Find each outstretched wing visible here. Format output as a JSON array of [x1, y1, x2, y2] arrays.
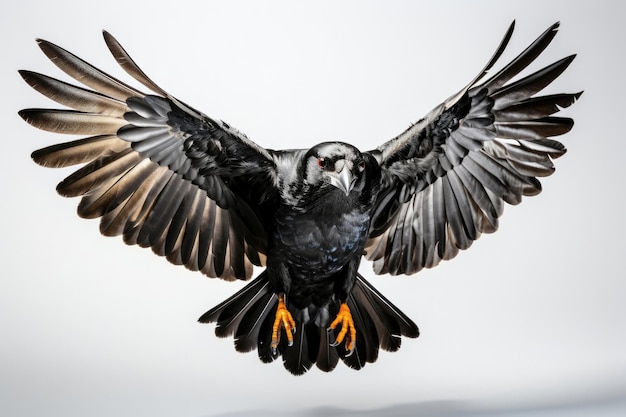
[[365, 22, 581, 276], [20, 31, 277, 280]]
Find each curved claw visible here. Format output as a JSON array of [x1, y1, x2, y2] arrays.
[[271, 294, 296, 354], [328, 302, 356, 353]]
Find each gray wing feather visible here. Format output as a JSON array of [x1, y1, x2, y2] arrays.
[[35, 38, 142, 101], [102, 30, 168, 97], [19, 70, 127, 116]]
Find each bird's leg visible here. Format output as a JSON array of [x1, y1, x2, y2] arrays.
[[271, 293, 296, 354], [329, 302, 356, 353]]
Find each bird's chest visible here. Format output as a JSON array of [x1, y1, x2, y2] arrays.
[[272, 203, 370, 277]]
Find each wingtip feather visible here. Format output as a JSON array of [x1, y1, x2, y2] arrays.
[[18, 108, 30, 122]]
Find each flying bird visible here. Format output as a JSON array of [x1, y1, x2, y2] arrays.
[[19, 21, 580, 375]]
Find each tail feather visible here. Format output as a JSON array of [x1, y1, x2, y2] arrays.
[[199, 272, 419, 375], [282, 322, 316, 375], [344, 290, 380, 368], [354, 273, 420, 340], [257, 303, 282, 364], [316, 328, 340, 373], [234, 291, 275, 353], [198, 272, 272, 338], [352, 274, 420, 354]]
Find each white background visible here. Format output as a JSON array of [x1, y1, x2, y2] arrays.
[[2, 1, 625, 416]]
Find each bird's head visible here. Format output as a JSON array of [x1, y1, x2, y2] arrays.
[[302, 142, 367, 196]]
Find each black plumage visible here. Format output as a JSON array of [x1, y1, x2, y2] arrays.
[[19, 21, 580, 375]]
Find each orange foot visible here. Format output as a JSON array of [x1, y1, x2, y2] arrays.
[[271, 294, 296, 354], [329, 302, 356, 354]]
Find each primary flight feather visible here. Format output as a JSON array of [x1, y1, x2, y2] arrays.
[[20, 21, 580, 375]]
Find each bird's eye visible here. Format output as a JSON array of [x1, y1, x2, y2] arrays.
[[318, 157, 329, 169], [357, 160, 366, 172]]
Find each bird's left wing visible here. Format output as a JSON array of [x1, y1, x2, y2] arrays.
[[20, 32, 277, 280], [365, 22, 581, 275]]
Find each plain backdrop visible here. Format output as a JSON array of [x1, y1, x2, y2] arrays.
[[2, 1, 625, 416]]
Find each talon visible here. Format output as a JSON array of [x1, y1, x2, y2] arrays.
[[328, 302, 357, 352], [271, 294, 296, 353]]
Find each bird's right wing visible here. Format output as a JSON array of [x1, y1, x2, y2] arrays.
[[20, 32, 278, 280]]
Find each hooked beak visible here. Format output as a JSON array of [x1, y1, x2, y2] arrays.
[[329, 165, 355, 196]]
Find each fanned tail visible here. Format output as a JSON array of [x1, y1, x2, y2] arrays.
[[199, 272, 418, 375]]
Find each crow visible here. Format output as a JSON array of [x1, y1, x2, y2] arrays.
[[19, 21, 581, 375]]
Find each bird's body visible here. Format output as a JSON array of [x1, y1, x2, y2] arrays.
[[20, 21, 581, 374], [267, 143, 380, 325]]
